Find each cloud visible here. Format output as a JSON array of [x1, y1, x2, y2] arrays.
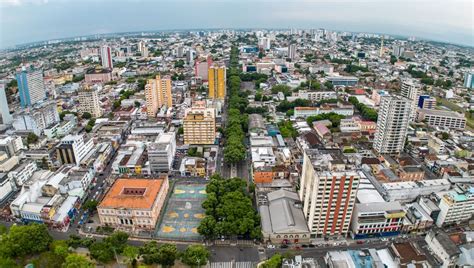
[[0, 0, 49, 7]]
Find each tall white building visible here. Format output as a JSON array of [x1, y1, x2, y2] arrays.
[[373, 95, 412, 155], [299, 150, 360, 238], [288, 44, 297, 60], [12, 101, 60, 136], [148, 132, 176, 174], [77, 86, 102, 118], [100, 45, 113, 69], [0, 84, 12, 124], [56, 134, 94, 166], [401, 79, 421, 121], [138, 41, 148, 57], [259, 37, 271, 50]]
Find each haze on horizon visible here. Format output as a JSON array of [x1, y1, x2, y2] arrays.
[[0, 0, 472, 48]]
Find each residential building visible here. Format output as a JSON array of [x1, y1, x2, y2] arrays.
[[8, 160, 37, 186], [288, 44, 297, 60], [400, 79, 420, 121], [56, 134, 94, 166], [183, 107, 216, 145], [100, 45, 113, 69], [373, 95, 412, 154], [16, 67, 46, 107], [208, 63, 226, 100], [435, 184, 474, 227], [0, 136, 25, 158], [77, 85, 102, 118], [148, 132, 176, 174], [425, 231, 461, 268], [12, 101, 60, 135], [112, 142, 148, 175], [145, 75, 172, 117], [417, 109, 466, 130], [463, 70, 474, 89], [98, 177, 169, 232], [418, 95, 436, 109], [291, 90, 337, 102], [299, 150, 361, 238], [294, 105, 354, 118], [326, 76, 358, 86], [259, 189, 311, 244], [0, 84, 12, 124], [179, 157, 206, 177], [0, 173, 16, 204]]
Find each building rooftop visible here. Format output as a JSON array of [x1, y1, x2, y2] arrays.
[[99, 178, 166, 209]]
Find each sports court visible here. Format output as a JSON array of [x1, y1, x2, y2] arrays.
[[155, 183, 207, 241]]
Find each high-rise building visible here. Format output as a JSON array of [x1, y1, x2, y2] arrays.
[[393, 44, 405, 57], [299, 150, 360, 238], [56, 134, 94, 166], [186, 50, 195, 65], [138, 41, 149, 57], [16, 67, 46, 108], [183, 106, 216, 145], [77, 85, 102, 118], [258, 37, 271, 50], [288, 44, 297, 60], [401, 79, 421, 121], [208, 63, 226, 100], [373, 95, 412, 155], [0, 84, 12, 124], [463, 71, 474, 89], [100, 45, 113, 69], [145, 75, 172, 117]]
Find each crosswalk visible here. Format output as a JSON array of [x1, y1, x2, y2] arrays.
[[209, 261, 256, 268]]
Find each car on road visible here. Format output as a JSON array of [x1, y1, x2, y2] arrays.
[[267, 245, 275, 249], [356, 240, 364, 244], [280, 244, 288, 249]]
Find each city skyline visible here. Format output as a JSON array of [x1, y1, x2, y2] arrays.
[[0, 0, 473, 49]]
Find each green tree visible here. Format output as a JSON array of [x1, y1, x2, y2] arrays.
[[181, 245, 210, 267], [0, 224, 53, 259], [0, 257, 19, 268], [140, 241, 160, 265], [81, 112, 92, 120], [89, 242, 114, 264], [157, 244, 178, 267], [122, 245, 139, 265], [262, 254, 283, 268], [104, 231, 129, 254], [63, 254, 94, 268], [82, 200, 98, 212], [26, 133, 39, 145], [32, 251, 64, 268], [134, 101, 141, 108], [51, 240, 69, 258]]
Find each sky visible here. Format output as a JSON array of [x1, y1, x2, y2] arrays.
[[0, 0, 473, 48]]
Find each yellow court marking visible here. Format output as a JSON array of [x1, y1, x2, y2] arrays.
[[168, 212, 179, 218], [162, 226, 175, 233], [179, 228, 187, 233], [189, 190, 195, 194], [194, 213, 204, 219], [199, 190, 207, 194], [174, 189, 185, 194], [184, 213, 189, 218], [191, 228, 198, 233]]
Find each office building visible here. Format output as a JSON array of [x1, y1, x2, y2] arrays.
[[148, 132, 176, 174], [417, 109, 466, 130], [16, 67, 46, 108], [418, 95, 436, 109], [373, 95, 412, 154], [56, 134, 94, 166], [77, 85, 102, 118], [288, 44, 297, 60], [326, 76, 358, 86], [183, 106, 216, 145], [208, 63, 226, 100], [0, 84, 12, 124], [98, 177, 169, 232], [299, 150, 360, 238], [12, 101, 60, 136], [463, 71, 474, 89], [401, 79, 421, 121], [435, 184, 474, 227], [84, 68, 112, 84], [145, 75, 172, 117], [100, 45, 113, 69]]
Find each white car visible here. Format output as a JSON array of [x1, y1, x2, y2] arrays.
[[267, 245, 275, 249]]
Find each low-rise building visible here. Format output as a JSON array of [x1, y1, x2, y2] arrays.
[[98, 177, 169, 232], [259, 189, 310, 244], [148, 132, 176, 174], [435, 184, 474, 227], [425, 231, 461, 268], [417, 109, 466, 130]]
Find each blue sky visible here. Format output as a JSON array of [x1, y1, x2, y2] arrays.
[[0, 0, 472, 48]]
